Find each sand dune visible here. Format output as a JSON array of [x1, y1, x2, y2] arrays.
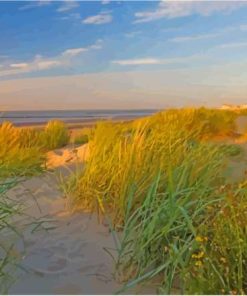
[[46, 144, 89, 169], [5, 144, 157, 295]]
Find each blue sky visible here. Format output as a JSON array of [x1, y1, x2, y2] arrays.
[[0, 0, 247, 110]]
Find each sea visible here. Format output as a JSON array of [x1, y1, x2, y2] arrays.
[[0, 110, 158, 126]]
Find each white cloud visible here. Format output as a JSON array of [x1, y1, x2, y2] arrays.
[[169, 23, 247, 43], [217, 41, 247, 49], [101, 0, 110, 5], [57, 1, 79, 13], [112, 54, 203, 66], [19, 1, 51, 11], [62, 39, 103, 56], [36, 60, 62, 70], [112, 58, 161, 66], [82, 11, 112, 25], [0, 40, 103, 78], [170, 32, 219, 43], [62, 47, 88, 57], [10, 63, 29, 69], [134, 1, 247, 23]]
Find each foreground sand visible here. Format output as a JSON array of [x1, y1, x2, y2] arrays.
[[5, 145, 157, 295]]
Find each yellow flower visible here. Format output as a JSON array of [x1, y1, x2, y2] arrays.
[[195, 236, 204, 243], [192, 251, 204, 259], [195, 260, 202, 267], [198, 251, 204, 259]]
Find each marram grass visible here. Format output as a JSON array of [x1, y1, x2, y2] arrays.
[[0, 120, 70, 178], [68, 108, 247, 294], [0, 122, 45, 178], [40, 120, 70, 150]]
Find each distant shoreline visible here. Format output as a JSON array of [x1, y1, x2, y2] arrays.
[[12, 115, 146, 129], [0, 110, 158, 128]]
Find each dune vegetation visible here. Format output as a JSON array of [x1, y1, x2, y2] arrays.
[[0, 120, 70, 178], [72, 127, 92, 145], [0, 108, 246, 294], [67, 108, 247, 294], [0, 122, 45, 178], [0, 179, 23, 293], [41, 120, 70, 150], [0, 119, 70, 292]]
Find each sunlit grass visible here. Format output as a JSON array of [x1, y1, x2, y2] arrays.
[[0, 122, 45, 178], [72, 127, 92, 145], [67, 108, 247, 294], [40, 120, 70, 150]]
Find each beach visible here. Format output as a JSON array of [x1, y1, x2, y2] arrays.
[[1, 108, 247, 294], [5, 144, 158, 295]]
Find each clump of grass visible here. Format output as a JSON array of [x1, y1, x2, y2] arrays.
[[184, 182, 247, 295], [0, 122, 45, 178], [67, 108, 247, 294], [0, 179, 24, 293], [41, 120, 70, 150], [68, 109, 229, 222], [115, 143, 227, 293]]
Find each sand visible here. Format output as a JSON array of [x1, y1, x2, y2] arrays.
[[46, 144, 89, 169], [4, 144, 157, 295]]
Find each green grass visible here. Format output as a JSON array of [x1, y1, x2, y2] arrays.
[[40, 120, 70, 150], [0, 179, 26, 293], [0, 122, 45, 178], [67, 108, 247, 294], [218, 143, 243, 157], [0, 120, 73, 178]]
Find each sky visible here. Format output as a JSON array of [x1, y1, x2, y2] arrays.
[[0, 0, 247, 110]]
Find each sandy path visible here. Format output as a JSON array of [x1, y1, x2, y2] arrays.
[[6, 170, 121, 294], [5, 147, 157, 295]]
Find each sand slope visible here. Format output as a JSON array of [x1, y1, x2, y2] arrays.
[[5, 150, 121, 294], [6, 183, 115, 294], [5, 145, 156, 295], [46, 144, 89, 169]]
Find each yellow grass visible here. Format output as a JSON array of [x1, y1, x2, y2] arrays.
[[67, 108, 247, 294]]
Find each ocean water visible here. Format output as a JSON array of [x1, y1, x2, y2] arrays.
[[0, 110, 158, 126]]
